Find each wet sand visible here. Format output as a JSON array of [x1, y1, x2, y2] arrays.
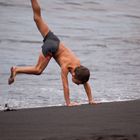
[[0, 100, 140, 140]]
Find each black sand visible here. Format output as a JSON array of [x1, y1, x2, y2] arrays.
[[0, 100, 140, 140]]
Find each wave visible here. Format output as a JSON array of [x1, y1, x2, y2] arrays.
[[0, 39, 41, 44], [63, 1, 82, 6], [0, 2, 30, 9], [122, 14, 140, 19]]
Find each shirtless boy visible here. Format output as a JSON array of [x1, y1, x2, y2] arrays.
[[8, 0, 95, 106]]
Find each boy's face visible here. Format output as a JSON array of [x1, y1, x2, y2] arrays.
[[72, 76, 82, 85]]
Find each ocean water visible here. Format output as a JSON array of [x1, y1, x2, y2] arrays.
[[0, 0, 140, 110]]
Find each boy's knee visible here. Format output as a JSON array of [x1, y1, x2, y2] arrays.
[[33, 15, 41, 23], [35, 67, 42, 75]]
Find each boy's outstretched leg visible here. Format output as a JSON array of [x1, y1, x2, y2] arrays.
[[8, 53, 52, 85], [31, 0, 49, 37], [8, 0, 52, 85]]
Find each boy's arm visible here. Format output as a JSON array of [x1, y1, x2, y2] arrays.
[[83, 82, 96, 104], [61, 68, 70, 106], [61, 68, 80, 106]]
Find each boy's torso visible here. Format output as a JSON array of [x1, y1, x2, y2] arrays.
[[54, 43, 80, 70]]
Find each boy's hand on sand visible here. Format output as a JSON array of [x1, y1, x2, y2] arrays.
[[89, 100, 96, 105], [67, 102, 80, 107]]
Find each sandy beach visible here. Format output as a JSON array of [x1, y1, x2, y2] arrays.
[[1, 0, 140, 109], [0, 1, 140, 139], [0, 100, 140, 140]]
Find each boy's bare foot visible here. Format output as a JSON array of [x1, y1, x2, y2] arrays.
[[8, 67, 16, 85]]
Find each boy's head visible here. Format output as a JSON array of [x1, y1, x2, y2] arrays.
[[72, 65, 90, 85]]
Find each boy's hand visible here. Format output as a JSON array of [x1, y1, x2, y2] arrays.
[[67, 102, 80, 107], [89, 100, 96, 105]]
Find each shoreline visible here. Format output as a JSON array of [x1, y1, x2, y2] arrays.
[[0, 100, 140, 140], [1, 99, 137, 111]]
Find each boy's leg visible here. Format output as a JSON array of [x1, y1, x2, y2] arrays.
[[8, 0, 52, 85], [31, 0, 49, 37], [8, 53, 52, 85]]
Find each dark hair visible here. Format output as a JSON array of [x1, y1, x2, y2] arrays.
[[74, 65, 90, 84]]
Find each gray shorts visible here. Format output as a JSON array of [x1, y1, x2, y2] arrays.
[[42, 31, 60, 57]]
